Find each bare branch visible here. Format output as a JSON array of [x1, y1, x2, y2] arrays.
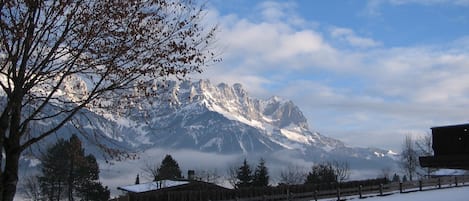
[[0, 1, 218, 199]]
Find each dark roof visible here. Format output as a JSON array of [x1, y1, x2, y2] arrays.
[[118, 180, 189, 193], [431, 123, 469, 130], [118, 180, 229, 194], [419, 155, 469, 170]]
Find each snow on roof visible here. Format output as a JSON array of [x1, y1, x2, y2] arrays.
[[118, 180, 189, 193], [433, 169, 467, 176]]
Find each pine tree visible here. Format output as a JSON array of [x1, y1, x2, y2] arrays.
[[39, 139, 70, 201], [155, 155, 182, 180], [236, 159, 252, 189], [135, 174, 140, 184], [304, 163, 337, 184], [79, 181, 110, 201], [75, 155, 109, 201], [392, 173, 401, 182], [38, 135, 109, 201], [252, 158, 269, 187]]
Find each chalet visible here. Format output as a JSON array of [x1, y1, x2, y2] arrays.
[[419, 123, 469, 169], [114, 179, 231, 201]]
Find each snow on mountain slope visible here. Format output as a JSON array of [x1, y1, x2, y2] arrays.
[[91, 79, 395, 168], [11, 76, 395, 170], [120, 79, 332, 152]]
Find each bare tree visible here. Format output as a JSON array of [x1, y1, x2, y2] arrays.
[[278, 165, 307, 185], [400, 135, 418, 181], [380, 167, 392, 181], [0, 1, 217, 200], [331, 161, 350, 183], [21, 175, 41, 201], [415, 133, 437, 178], [141, 161, 160, 182], [226, 165, 238, 188]]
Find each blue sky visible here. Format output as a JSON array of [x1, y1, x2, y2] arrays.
[[197, 0, 469, 151]]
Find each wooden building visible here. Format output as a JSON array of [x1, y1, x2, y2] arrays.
[[419, 123, 469, 169], [115, 180, 231, 201]]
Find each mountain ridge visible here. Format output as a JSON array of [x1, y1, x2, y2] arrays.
[[93, 79, 396, 164], [17, 78, 397, 172]]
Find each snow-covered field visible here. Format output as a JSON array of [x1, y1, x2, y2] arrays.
[[319, 186, 469, 201]]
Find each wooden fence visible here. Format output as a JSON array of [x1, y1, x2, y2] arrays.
[[220, 175, 469, 201], [112, 175, 469, 201]]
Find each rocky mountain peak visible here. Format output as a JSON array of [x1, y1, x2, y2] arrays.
[[23, 78, 395, 173]]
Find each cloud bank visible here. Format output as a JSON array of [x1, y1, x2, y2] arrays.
[[198, 1, 469, 151]]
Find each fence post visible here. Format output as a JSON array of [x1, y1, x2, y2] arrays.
[[438, 178, 441, 189], [379, 184, 383, 196], [419, 180, 422, 191], [358, 185, 362, 199], [336, 186, 341, 201], [399, 182, 403, 193], [455, 176, 458, 187], [313, 190, 318, 201]]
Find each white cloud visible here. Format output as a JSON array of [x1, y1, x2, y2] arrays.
[[259, 1, 288, 21], [363, 0, 386, 17], [364, 0, 469, 16], [201, 1, 469, 151], [257, 1, 308, 27], [389, 0, 469, 6], [330, 27, 381, 48]]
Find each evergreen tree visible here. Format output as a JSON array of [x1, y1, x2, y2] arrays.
[[39, 139, 70, 201], [79, 181, 110, 201], [75, 155, 109, 201], [402, 175, 408, 182], [304, 163, 337, 184], [155, 155, 182, 180], [236, 159, 252, 189], [135, 174, 140, 184], [252, 158, 269, 187], [38, 135, 109, 201], [392, 173, 401, 182]]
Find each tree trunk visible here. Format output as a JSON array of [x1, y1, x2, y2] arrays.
[[1, 89, 25, 201], [0, 105, 12, 201], [68, 158, 74, 201], [2, 150, 21, 201]]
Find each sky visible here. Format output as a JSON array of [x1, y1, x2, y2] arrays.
[[194, 0, 469, 151]]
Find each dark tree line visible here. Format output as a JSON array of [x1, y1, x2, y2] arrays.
[[304, 163, 336, 184], [235, 158, 270, 189], [304, 161, 350, 185], [140, 154, 184, 183], [154, 155, 183, 181], [25, 135, 109, 201]]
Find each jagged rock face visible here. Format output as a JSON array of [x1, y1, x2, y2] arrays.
[[117, 79, 342, 154], [99, 79, 393, 164], [19, 78, 396, 168]]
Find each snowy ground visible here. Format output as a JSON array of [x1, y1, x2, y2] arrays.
[[318, 186, 469, 201]]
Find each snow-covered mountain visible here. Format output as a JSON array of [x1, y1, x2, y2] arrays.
[[15, 78, 400, 197], [18, 78, 397, 172], [85, 79, 397, 168]]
